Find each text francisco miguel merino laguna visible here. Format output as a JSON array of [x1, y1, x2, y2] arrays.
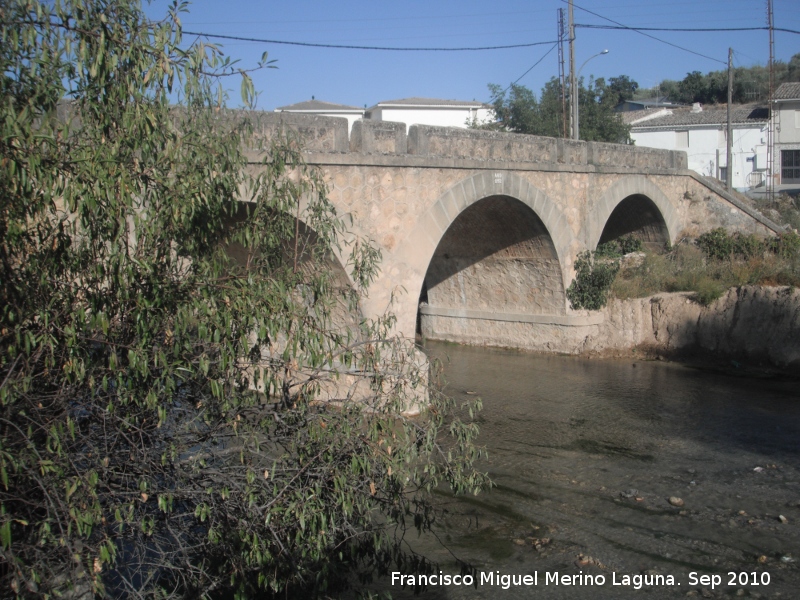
[[392, 570, 678, 590]]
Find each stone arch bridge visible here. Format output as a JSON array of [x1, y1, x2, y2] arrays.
[[244, 113, 782, 347]]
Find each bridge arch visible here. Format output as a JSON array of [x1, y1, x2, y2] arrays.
[[408, 171, 571, 326], [589, 175, 679, 252], [224, 201, 362, 325]]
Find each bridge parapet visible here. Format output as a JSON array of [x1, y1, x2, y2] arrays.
[[248, 111, 350, 153], [242, 111, 686, 173], [587, 141, 687, 170]]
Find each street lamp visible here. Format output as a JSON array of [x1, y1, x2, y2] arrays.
[[572, 49, 609, 140]]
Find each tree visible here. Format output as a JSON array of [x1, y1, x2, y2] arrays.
[[576, 77, 632, 144], [602, 75, 639, 107], [487, 82, 540, 134], [0, 1, 487, 598], [487, 77, 631, 143]]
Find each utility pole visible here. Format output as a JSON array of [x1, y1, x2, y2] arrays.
[[569, 0, 577, 140], [726, 47, 733, 190], [558, 8, 567, 138], [766, 0, 775, 203]]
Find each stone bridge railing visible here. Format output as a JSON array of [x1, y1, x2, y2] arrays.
[[242, 112, 688, 173]]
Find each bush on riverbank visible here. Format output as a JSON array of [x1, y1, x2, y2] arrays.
[[612, 229, 800, 305], [0, 2, 488, 598], [753, 193, 800, 232]]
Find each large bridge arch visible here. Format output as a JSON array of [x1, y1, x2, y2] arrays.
[[380, 171, 572, 337], [588, 175, 680, 252]]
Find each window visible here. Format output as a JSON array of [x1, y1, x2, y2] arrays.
[[782, 150, 800, 183], [676, 130, 689, 148]]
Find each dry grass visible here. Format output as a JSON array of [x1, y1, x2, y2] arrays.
[[612, 242, 800, 305]]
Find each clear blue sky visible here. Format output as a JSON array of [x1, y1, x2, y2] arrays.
[[145, 0, 799, 110]]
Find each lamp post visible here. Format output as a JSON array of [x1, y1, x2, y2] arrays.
[[572, 49, 609, 140]]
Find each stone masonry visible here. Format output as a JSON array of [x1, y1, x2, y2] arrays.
[[242, 112, 784, 346]]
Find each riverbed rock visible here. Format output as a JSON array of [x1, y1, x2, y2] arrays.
[[668, 496, 685, 507]]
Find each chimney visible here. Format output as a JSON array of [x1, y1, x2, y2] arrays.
[[691, 102, 702, 113]]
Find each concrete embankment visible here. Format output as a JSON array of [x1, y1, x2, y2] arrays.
[[421, 286, 800, 370]]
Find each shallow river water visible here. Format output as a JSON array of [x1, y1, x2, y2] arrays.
[[377, 342, 800, 600]]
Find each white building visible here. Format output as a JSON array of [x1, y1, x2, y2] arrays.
[[365, 97, 494, 130], [274, 98, 365, 132], [775, 82, 800, 190], [629, 104, 769, 192]]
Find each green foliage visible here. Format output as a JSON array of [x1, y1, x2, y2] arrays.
[[0, 1, 487, 598], [636, 53, 800, 105], [567, 251, 620, 310], [775, 231, 800, 259], [619, 235, 645, 255], [613, 234, 800, 306], [696, 228, 736, 259], [487, 76, 631, 143], [595, 235, 644, 259]]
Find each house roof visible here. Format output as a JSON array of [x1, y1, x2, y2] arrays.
[[275, 99, 363, 112], [630, 104, 768, 130], [620, 108, 671, 125], [367, 97, 490, 111], [775, 82, 800, 101]]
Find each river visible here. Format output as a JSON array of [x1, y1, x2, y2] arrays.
[[377, 341, 800, 599]]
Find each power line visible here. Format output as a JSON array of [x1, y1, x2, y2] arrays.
[[562, 1, 726, 65], [577, 24, 800, 35], [511, 44, 559, 87], [488, 43, 559, 104], [182, 30, 560, 52]]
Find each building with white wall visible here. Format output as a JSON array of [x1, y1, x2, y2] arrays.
[[275, 98, 365, 132], [775, 82, 800, 189], [629, 104, 769, 192], [365, 97, 494, 130]]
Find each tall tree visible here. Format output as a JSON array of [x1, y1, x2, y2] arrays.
[[0, 1, 487, 598], [487, 77, 631, 144]]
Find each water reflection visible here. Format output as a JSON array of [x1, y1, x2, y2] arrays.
[[376, 342, 800, 599]]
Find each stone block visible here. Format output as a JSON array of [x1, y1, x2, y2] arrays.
[[406, 124, 557, 162], [248, 111, 349, 152], [350, 120, 407, 154]]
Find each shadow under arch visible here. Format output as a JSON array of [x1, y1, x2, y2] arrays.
[[590, 175, 679, 252], [419, 193, 566, 328], [408, 170, 571, 310], [598, 194, 670, 251], [223, 201, 363, 327]]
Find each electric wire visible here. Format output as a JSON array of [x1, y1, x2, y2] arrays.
[[576, 24, 800, 35], [182, 30, 560, 52], [562, 0, 726, 65], [488, 43, 559, 104]]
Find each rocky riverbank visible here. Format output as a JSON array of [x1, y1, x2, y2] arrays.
[[578, 285, 800, 373], [420, 285, 800, 375]]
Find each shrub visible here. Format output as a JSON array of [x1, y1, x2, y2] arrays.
[[567, 251, 620, 310], [619, 235, 645, 255], [732, 233, 765, 259], [775, 231, 800, 259], [0, 2, 487, 598], [594, 235, 644, 259], [696, 228, 734, 259]]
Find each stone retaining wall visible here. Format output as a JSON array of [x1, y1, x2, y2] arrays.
[[421, 286, 800, 369]]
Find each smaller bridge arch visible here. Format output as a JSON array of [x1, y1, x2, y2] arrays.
[[588, 175, 680, 252]]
